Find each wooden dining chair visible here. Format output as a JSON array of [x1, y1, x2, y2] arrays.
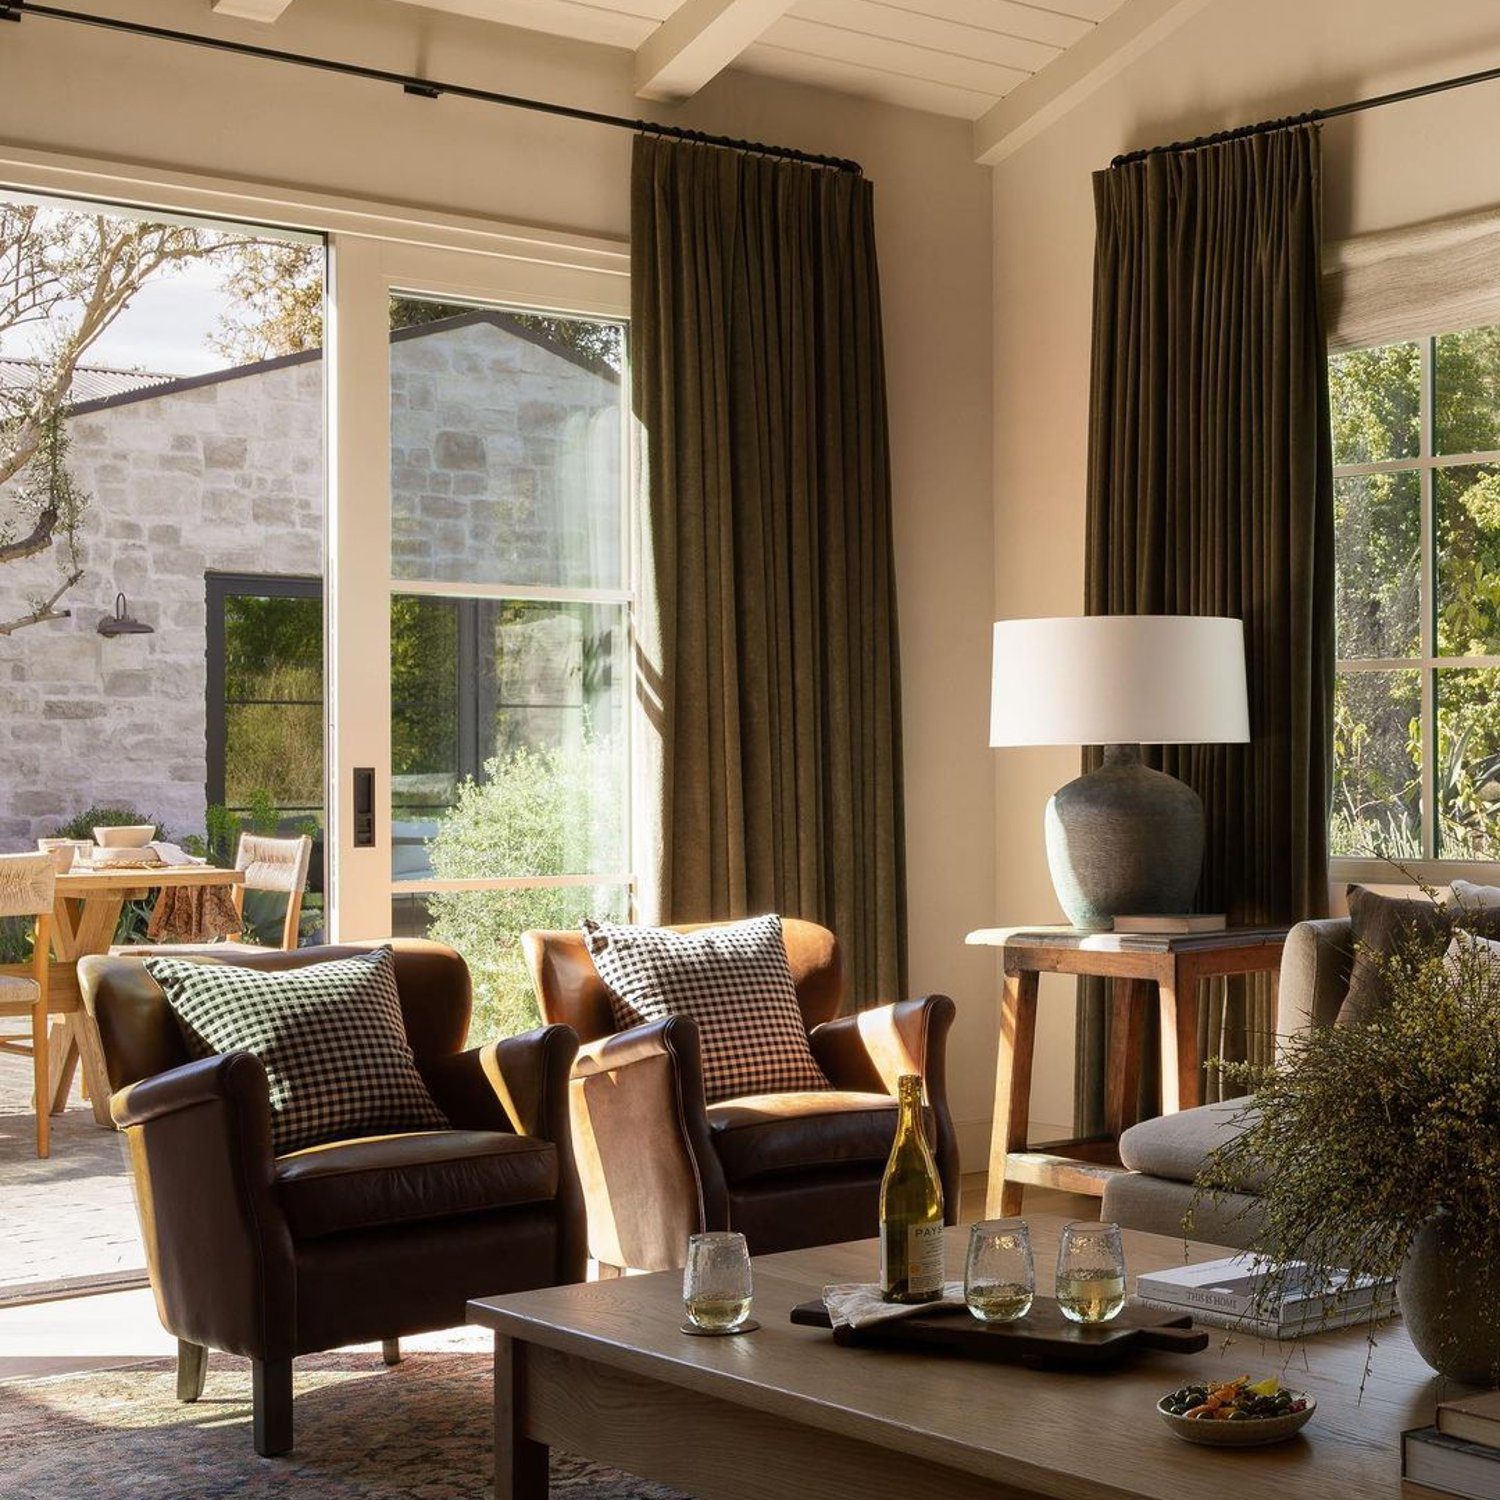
[[113, 833, 314, 957], [0, 852, 56, 1157]]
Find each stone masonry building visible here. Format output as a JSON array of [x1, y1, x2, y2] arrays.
[[0, 313, 621, 847]]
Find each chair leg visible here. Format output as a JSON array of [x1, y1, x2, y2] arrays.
[[176, 1340, 207, 1402], [32, 998, 48, 1159], [381, 1338, 401, 1366], [252, 1358, 293, 1457]]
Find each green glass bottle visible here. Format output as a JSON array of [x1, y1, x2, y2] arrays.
[[879, 1074, 945, 1303]]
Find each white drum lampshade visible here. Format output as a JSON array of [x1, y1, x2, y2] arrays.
[[989, 616, 1250, 929]]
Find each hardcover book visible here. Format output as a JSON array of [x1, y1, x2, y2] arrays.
[[1404, 1426, 1500, 1499]]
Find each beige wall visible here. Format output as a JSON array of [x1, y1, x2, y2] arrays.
[[0, 0, 999, 1160], [993, 0, 1500, 1132]]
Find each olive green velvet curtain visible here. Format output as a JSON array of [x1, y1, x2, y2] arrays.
[[630, 136, 907, 1005], [1077, 126, 1337, 1130]]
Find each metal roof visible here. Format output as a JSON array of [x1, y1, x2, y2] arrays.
[[0, 358, 177, 406]]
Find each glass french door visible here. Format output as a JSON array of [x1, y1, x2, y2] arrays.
[[325, 237, 633, 1036]]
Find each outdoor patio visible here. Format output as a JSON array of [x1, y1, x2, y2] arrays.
[[0, 1050, 143, 1307]]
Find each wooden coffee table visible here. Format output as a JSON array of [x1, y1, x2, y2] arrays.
[[469, 1215, 1439, 1500]]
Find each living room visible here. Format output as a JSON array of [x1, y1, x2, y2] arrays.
[[2, 0, 1499, 1496]]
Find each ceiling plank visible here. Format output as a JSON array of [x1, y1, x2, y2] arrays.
[[212, 0, 299, 19], [740, 40, 999, 119], [635, 0, 799, 101], [785, 1, 1063, 75], [973, 0, 1214, 165]]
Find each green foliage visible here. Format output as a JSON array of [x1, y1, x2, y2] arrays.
[[423, 733, 624, 1041], [1195, 899, 1500, 1375], [1332, 330, 1500, 860]]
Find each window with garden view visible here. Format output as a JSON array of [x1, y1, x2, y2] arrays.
[[1332, 326, 1500, 863]]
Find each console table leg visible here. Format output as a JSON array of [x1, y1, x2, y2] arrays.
[[1104, 979, 1149, 1138], [1157, 973, 1202, 1114], [495, 1334, 549, 1499], [986, 969, 1038, 1218]]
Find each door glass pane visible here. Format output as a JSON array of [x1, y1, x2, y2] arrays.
[[1335, 470, 1420, 659], [1330, 341, 1420, 466], [1436, 463, 1500, 655], [1435, 326, 1500, 457], [1437, 667, 1500, 859], [1331, 670, 1422, 858], [391, 597, 628, 882], [0, 193, 325, 939], [393, 883, 629, 1038], [389, 296, 625, 589]]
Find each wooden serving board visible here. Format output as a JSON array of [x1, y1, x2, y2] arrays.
[[789, 1296, 1209, 1370]]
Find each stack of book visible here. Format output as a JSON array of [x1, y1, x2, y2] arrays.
[[1135, 1254, 1397, 1339], [1405, 1395, 1500, 1499]]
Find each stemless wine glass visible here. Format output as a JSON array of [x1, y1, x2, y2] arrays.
[[683, 1231, 753, 1332], [964, 1219, 1035, 1323], [1055, 1220, 1127, 1324]]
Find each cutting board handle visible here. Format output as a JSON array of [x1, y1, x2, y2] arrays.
[[1134, 1324, 1211, 1354]]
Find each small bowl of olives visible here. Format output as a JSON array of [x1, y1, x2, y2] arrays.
[[1157, 1375, 1315, 1446]]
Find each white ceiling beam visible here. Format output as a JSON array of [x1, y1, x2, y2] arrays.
[[635, 0, 798, 103], [212, 0, 299, 21], [973, 0, 1217, 167]]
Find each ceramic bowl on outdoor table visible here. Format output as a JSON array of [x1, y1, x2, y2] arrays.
[[93, 825, 156, 849]]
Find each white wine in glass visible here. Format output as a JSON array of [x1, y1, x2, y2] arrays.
[[1055, 1222, 1127, 1324], [684, 1232, 753, 1332], [879, 1075, 945, 1303]]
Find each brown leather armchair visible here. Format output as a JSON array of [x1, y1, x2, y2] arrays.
[[78, 941, 585, 1458], [521, 919, 958, 1273]]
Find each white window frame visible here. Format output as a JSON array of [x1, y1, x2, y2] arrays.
[[1332, 329, 1500, 885], [0, 142, 636, 938]]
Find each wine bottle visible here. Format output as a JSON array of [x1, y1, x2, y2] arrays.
[[879, 1074, 945, 1303]]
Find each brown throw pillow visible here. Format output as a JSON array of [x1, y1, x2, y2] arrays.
[[1339, 884, 1500, 1026], [1337, 885, 1450, 1027]]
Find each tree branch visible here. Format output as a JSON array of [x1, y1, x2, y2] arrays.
[[0, 502, 60, 565], [0, 568, 82, 637]]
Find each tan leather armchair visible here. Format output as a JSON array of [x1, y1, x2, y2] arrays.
[[522, 919, 959, 1273], [79, 941, 585, 1458]]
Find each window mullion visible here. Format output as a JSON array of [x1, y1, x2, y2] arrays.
[[1420, 337, 1438, 860]]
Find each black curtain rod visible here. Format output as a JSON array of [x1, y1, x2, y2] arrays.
[[1111, 57, 1500, 167], [0, 0, 862, 174]]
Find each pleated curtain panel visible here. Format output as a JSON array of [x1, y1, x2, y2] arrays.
[[1077, 125, 1337, 1129], [630, 135, 908, 1005]]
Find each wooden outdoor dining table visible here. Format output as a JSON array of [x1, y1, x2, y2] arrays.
[[0, 864, 245, 1127]]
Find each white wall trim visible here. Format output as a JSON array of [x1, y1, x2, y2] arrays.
[[0, 140, 628, 278]]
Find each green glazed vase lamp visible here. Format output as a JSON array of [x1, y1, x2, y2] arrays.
[[988, 615, 1251, 930]]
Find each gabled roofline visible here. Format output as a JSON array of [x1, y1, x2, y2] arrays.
[[66, 308, 619, 417]]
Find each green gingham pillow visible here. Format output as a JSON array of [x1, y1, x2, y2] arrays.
[[144, 947, 447, 1155]]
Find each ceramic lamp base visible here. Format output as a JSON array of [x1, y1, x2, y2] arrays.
[[1044, 745, 1204, 930]]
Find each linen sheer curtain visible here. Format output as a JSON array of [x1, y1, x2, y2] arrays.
[[1077, 125, 1336, 1130], [630, 135, 907, 1005]]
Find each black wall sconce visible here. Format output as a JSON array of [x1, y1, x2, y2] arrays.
[[97, 592, 154, 638]]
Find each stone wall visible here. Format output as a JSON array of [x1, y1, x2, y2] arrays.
[[0, 317, 620, 849]]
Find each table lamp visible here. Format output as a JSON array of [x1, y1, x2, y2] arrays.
[[989, 615, 1250, 930]]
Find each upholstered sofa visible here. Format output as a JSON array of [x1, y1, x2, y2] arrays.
[[1101, 916, 1355, 1248]]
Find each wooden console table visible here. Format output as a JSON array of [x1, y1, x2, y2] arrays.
[[966, 925, 1289, 1218]]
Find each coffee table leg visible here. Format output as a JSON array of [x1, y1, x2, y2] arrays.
[[986, 968, 1038, 1218], [494, 1334, 548, 1499]]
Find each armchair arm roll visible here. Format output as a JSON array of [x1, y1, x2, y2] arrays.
[[570, 1015, 728, 1272], [112, 1053, 295, 1361], [810, 995, 961, 1224]]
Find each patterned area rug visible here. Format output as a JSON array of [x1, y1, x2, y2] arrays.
[[2, 1344, 692, 1499]]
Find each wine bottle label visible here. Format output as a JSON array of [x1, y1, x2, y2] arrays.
[[907, 1222, 944, 1295]]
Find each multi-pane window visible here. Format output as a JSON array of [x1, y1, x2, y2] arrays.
[[1331, 326, 1500, 862]]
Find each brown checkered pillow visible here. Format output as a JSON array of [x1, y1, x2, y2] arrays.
[[581, 914, 831, 1103]]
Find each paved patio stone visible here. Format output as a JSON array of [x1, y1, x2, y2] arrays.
[[0, 1051, 145, 1302]]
